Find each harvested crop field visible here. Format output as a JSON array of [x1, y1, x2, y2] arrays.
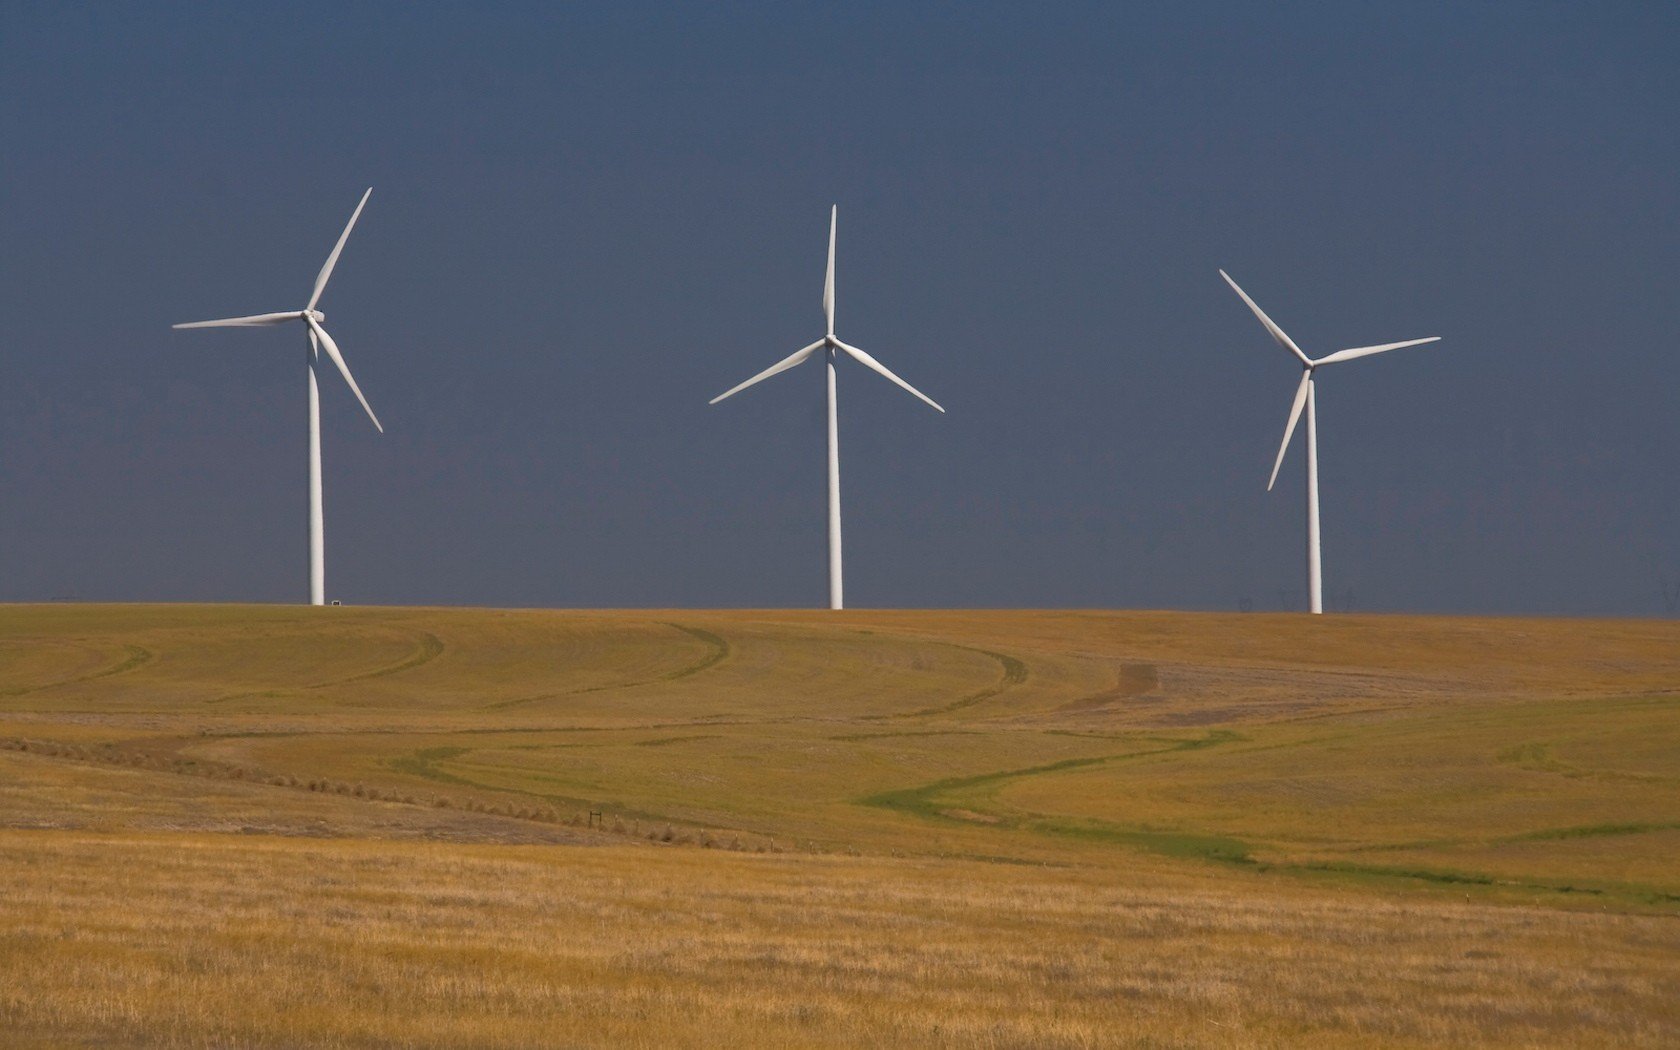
[[0, 604, 1676, 1047]]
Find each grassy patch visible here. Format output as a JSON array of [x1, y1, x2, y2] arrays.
[[860, 730, 1243, 826], [386, 746, 475, 787]]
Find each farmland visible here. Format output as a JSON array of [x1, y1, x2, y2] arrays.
[[0, 604, 1676, 1046]]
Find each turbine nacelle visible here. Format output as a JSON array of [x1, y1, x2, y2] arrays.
[[173, 188, 383, 435], [1217, 268, 1441, 491], [709, 206, 945, 414]]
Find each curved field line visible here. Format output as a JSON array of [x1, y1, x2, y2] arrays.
[[209, 630, 444, 703], [896, 644, 1028, 718], [386, 745, 477, 787], [1282, 858, 1680, 905], [485, 623, 730, 711], [861, 730, 1680, 904], [0, 643, 154, 698], [384, 744, 677, 823], [1346, 820, 1680, 856], [860, 731, 1252, 860], [313, 630, 446, 688], [645, 624, 731, 684], [1502, 820, 1680, 843], [861, 730, 1241, 823], [86, 645, 155, 682]]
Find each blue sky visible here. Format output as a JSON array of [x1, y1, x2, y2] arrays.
[[1, 3, 1676, 613]]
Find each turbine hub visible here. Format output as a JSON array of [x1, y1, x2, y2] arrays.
[[307, 310, 325, 323]]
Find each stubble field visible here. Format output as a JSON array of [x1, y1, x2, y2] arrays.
[[0, 604, 1676, 1047]]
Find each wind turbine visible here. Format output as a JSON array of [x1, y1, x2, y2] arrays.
[[1219, 269, 1440, 614], [173, 188, 383, 606], [711, 206, 943, 610]]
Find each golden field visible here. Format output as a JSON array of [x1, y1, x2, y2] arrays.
[[0, 604, 1676, 1047]]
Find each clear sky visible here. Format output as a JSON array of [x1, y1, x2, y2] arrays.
[[1, 3, 1676, 614]]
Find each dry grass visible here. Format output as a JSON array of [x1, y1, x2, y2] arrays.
[[0, 604, 1677, 1046], [1, 832, 1675, 1049]]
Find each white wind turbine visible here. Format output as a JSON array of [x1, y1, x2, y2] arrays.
[[1220, 269, 1440, 614], [174, 188, 383, 606], [711, 206, 944, 610]]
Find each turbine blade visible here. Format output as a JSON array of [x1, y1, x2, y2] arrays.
[[172, 311, 301, 329], [709, 340, 824, 404], [305, 315, 382, 433], [834, 339, 944, 413], [823, 205, 837, 334], [1219, 270, 1311, 366], [1312, 336, 1441, 367], [307, 187, 372, 311], [1268, 371, 1312, 491]]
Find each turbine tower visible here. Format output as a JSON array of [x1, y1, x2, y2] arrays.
[[174, 188, 383, 606], [711, 206, 943, 610], [1219, 269, 1440, 614]]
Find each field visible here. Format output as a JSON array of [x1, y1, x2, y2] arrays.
[[0, 604, 1677, 1047]]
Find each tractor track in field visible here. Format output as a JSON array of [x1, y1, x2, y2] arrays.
[[206, 628, 446, 704], [312, 630, 446, 688], [861, 730, 1255, 861], [895, 644, 1029, 718], [856, 728, 1680, 905], [0, 735, 774, 849], [483, 623, 731, 711], [0, 642, 154, 698], [860, 729, 1242, 829]]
